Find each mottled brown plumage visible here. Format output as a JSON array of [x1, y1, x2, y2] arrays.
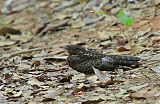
[[64, 45, 140, 74]]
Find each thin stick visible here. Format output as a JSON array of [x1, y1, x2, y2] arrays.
[[0, 46, 55, 60]]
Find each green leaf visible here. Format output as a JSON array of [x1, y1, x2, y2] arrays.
[[117, 9, 125, 17], [117, 9, 134, 27], [118, 16, 134, 27]]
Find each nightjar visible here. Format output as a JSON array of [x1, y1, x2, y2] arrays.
[[63, 45, 140, 74]]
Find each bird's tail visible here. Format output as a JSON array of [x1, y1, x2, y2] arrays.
[[108, 55, 140, 67]]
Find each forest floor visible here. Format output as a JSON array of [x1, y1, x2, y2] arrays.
[[0, 0, 160, 104]]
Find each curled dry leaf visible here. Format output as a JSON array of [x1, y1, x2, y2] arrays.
[[117, 46, 130, 52], [31, 60, 41, 68], [0, 27, 21, 36]]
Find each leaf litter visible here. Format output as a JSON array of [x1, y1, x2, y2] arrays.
[[0, 0, 160, 103]]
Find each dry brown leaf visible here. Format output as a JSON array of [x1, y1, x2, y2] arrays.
[[151, 16, 160, 30], [131, 45, 146, 54], [97, 80, 124, 86], [150, 38, 160, 48], [31, 60, 41, 68], [117, 46, 130, 52], [130, 89, 158, 99], [0, 27, 21, 36], [133, 20, 149, 30]]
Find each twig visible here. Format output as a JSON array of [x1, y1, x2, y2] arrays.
[[38, 19, 69, 36], [53, 1, 79, 12], [0, 46, 55, 60]]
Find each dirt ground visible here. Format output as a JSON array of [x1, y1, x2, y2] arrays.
[[0, 0, 160, 104]]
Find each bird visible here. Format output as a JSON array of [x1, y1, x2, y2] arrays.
[[63, 45, 140, 74]]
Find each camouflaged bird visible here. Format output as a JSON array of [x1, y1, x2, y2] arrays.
[[63, 45, 140, 74]]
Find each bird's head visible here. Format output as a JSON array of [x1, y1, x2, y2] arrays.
[[62, 45, 86, 55]]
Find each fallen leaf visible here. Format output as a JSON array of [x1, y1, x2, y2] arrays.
[[58, 75, 72, 83], [10, 33, 33, 43], [98, 31, 118, 39], [82, 99, 102, 104], [152, 65, 160, 74], [99, 41, 112, 48], [137, 28, 151, 37], [28, 77, 45, 87], [115, 89, 127, 98], [77, 83, 85, 89], [151, 16, 160, 30], [71, 73, 86, 82], [133, 20, 149, 30], [43, 88, 64, 102], [149, 54, 160, 61], [31, 60, 41, 68], [71, 20, 85, 28], [0, 27, 21, 36], [113, 35, 128, 46], [117, 46, 130, 52], [131, 44, 146, 54], [0, 85, 5, 90], [128, 83, 148, 92], [130, 89, 158, 99], [0, 41, 16, 47], [13, 90, 22, 97], [28, 102, 38, 104], [150, 38, 160, 48], [0, 92, 7, 103], [97, 80, 124, 86], [87, 75, 98, 83], [44, 56, 67, 62]]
